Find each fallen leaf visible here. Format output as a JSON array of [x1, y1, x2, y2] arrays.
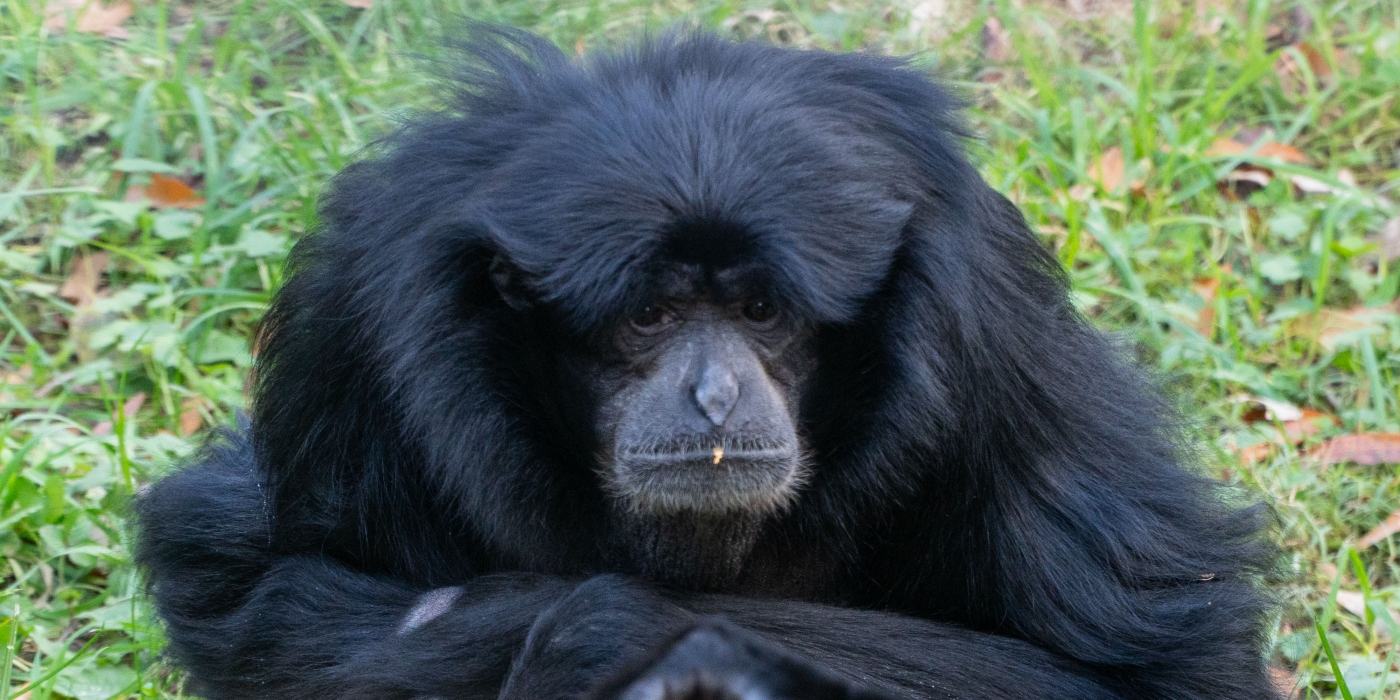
[[132, 173, 206, 209], [1287, 305, 1393, 351], [1359, 509, 1400, 549], [1225, 167, 1271, 187], [1091, 147, 1125, 193], [981, 17, 1011, 62], [1311, 433, 1400, 465], [1191, 277, 1220, 336], [339, 0, 371, 6], [179, 397, 206, 436], [1219, 166, 1271, 200], [1336, 590, 1367, 618], [1236, 396, 1339, 444], [1207, 137, 1310, 164], [1273, 42, 1335, 96], [1205, 137, 1247, 157], [59, 252, 110, 307], [4, 365, 33, 385], [1067, 184, 1094, 201], [122, 392, 146, 419], [1256, 142, 1310, 165], [1268, 666, 1298, 699], [43, 0, 132, 37], [1235, 442, 1274, 465], [1290, 174, 1333, 195], [1295, 42, 1333, 78], [1280, 409, 1338, 442], [1208, 139, 1285, 200], [1236, 395, 1303, 422]]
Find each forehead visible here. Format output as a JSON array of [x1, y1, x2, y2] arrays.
[[651, 262, 769, 306], [647, 216, 773, 304], [478, 52, 915, 330]]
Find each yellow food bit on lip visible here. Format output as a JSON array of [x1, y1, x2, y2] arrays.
[[712, 446, 724, 464]]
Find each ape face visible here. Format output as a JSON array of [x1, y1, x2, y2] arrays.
[[492, 245, 819, 588], [591, 270, 815, 517]]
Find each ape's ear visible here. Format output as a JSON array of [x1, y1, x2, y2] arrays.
[[488, 251, 534, 311]]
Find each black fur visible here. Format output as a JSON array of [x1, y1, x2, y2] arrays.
[[136, 27, 1278, 700]]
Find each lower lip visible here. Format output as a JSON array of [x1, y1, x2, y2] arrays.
[[621, 449, 795, 465]]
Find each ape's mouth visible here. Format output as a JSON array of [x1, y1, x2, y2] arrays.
[[607, 439, 806, 514]]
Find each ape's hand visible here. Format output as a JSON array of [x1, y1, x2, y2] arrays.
[[592, 620, 890, 700]]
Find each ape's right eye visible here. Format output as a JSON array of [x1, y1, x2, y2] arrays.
[[630, 305, 676, 332]]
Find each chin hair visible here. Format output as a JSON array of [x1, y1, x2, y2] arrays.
[[605, 506, 766, 590]]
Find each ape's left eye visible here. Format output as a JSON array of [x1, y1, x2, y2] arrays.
[[742, 300, 778, 324], [630, 305, 676, 331]]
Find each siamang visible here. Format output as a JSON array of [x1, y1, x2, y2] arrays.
[[136, 27, 1279, 700]]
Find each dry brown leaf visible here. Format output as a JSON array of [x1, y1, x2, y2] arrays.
[[1290, 174, 1333, 195], [1286, 305, 1393, 351], [1235, 442, 1273, 465], [179, 397, 206, 436], [1092, 147, 1125, 193], [1292, 169, 1358, 197], [122, 392, 146, 419], [1280, 409, 1337, 442], [43, 0, 132, 37], [1359, 509, 1400, 549], [1191, 277, 1219, 336], [4, 365, 33, 385], [1273, 43, 1335, 96], [1208, 138, 1276, 200], [1311, 433, 1400, 465], [1066, 184, 1093, 202], [1238, 395, 1303, 423], [1206, 137, 1310, 164], [339, 0, 371, 7], [1336, 590, 1367, 618], [981, 17, 1011, 62], [1268, 666, 1298, 699], [1237, 396, 1339, 444], [134, 173, 206, 209], [1255, 142, 1311, 165], [1205, 137, 1247, 157], [1295, 42, 1334, 78], [59, 251, 109, 307], [1219, 166, 1271, 201]]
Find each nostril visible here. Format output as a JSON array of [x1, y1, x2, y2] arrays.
[[694, 366, 740, 427]]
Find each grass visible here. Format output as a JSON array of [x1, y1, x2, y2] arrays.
[[1, 0, 1398, 697]]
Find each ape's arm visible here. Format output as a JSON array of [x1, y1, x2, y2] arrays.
[[138, 442, 1120, 700], [137, 442, 668, 699]]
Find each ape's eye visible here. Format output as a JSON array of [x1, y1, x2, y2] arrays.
[[742, 300, 778, 324], [630, 305, 675, 331]]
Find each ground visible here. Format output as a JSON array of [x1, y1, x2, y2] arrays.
[[0, 0, 1398, 697]]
